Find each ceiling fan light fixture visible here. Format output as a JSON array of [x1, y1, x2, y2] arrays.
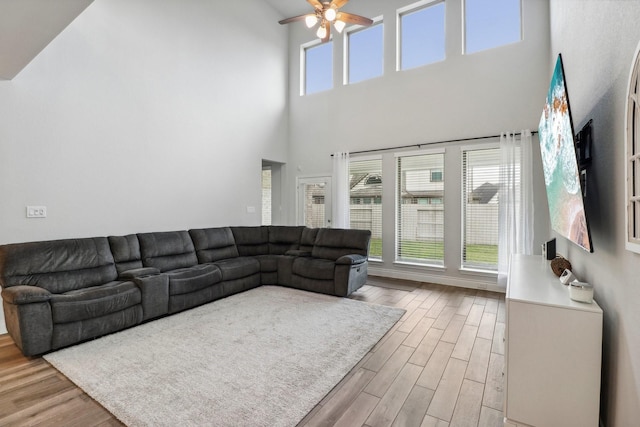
[[278, 0, 372, 42], [316, 24, 328, 39], [305, 14, 319, 28], [324, 8, 337, 22]]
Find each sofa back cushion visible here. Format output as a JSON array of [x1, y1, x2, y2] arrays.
[[0, 237, 118, 294], [311, 229, 371, 261], [230, 226, 269, 256], [300, 228, 319, 252], [189, 227, 239, 263], [268, 226, 303, 255], [137, 231, 198, 272], [108, 234, 143, 274]]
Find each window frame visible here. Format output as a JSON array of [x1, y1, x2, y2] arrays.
[[396, 0, 446, 72], [300, 38, 333, 96], [395, 148, 446, 268], [349, 154, 383, 261], [626, 40, 640, 253], [343, 17, 384, 86], [462, 0, 522, 55], [460, 143, 501, 272]]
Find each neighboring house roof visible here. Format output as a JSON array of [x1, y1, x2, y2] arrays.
[[469, 182, 498, 204]]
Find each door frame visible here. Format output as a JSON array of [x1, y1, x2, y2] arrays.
[[296, 175, 333, 227]]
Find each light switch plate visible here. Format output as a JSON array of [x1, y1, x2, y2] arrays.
[[26, 206, 47, 218]]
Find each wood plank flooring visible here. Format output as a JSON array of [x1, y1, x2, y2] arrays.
[[0, 278, 505, 427]]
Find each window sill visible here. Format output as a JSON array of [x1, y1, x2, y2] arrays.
[[393, 261, 446, 271], [459, 266, 498, 277]]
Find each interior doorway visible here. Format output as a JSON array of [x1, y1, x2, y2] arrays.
[[262, 160, 284, 225]]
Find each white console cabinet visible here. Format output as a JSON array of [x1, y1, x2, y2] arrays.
[[504, 254, 602, 427]]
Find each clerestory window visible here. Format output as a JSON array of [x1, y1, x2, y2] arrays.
[[397, 0, 446, 71], [303, 40, 333, 95], [345, 21, 384, 84], [464, 0, 521, 54]]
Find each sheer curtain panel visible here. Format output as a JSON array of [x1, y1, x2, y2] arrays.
[[332, 152, 350, 229], [497, 130, 534, 287]]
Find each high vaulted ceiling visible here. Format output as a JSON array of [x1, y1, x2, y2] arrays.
[[0, 0, 94, 80], [263, 0, 310, 18], [0, 0, 344, 81]]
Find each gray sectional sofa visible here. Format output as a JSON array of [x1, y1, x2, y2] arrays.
[[0, 226, 371, 356]]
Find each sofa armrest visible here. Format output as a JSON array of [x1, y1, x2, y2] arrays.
[[120, 267, 161, 279], [336, 254, 367, 265], [1, 285, 53, 356], [285, 250, 312, 257], [131, 273, 169, 321], [1, 285, 52, 304]]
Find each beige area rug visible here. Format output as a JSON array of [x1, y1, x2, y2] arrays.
[[44, 286, 404, 427]]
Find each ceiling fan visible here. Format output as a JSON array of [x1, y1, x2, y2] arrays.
[[279, 0, 373, 43]]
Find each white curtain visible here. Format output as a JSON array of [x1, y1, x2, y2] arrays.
[[332, 152, 350, 229], [497, 130, 534, 287]]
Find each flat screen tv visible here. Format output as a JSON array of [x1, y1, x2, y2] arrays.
[[538, 54, 593, 253]]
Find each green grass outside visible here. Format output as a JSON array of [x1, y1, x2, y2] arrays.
[[368, 238, 497, 265], [464, 244, 498, 265], [399, 240, 444, 260], [369, 238, 382, 257]]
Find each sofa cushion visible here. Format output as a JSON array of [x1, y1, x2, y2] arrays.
[[254, 255, 278, 273], [137, 231, 198, 272], [0, 237, 118, 294], [50, 281, 141, 323], [292, 257, 336, 281], [214, 257, 260, 281], [268, 226, 303, 255], [52, 306, 142, 350], [311, 229, 371, 261], [108, 234, 143, 274], [189, 227, 239, 262], [165, 264, 222, 296], [300, 228, 319, 252], [230, 226, 269, 256]]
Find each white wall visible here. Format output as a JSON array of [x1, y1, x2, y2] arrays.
[[549, 1, 640, 425], [0, 0, 289, 244], [285, 0, 550, 289]]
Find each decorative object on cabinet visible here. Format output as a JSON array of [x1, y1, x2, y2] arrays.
[[550, 255, 571, 276], [542, 237, 556, 260], [569, 281, 594, 303], [559, 268, 578, 285]]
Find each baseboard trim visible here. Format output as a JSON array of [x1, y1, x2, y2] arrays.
[[368, 266, 505, 294]]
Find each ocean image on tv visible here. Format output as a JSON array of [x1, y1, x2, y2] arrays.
[[538, 56, 592, 252]]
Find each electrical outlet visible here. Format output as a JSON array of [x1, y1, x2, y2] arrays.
[[26, 206, 47, 218]]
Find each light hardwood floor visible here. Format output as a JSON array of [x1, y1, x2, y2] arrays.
[[0, 278, 505, 427]]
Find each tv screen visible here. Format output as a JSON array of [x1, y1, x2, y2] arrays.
[[538, 54, 593, 253]]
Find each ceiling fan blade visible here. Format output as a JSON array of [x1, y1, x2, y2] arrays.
[[307, 0, 323, 10], [279, 13, 313, 25], [330, 0, 350, 9], [336, 12, 373, 26]]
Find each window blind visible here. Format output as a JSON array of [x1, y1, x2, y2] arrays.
[[396, 152, 445, 265], [350, 158, 383, 259], [462, 148, 501, 270]]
